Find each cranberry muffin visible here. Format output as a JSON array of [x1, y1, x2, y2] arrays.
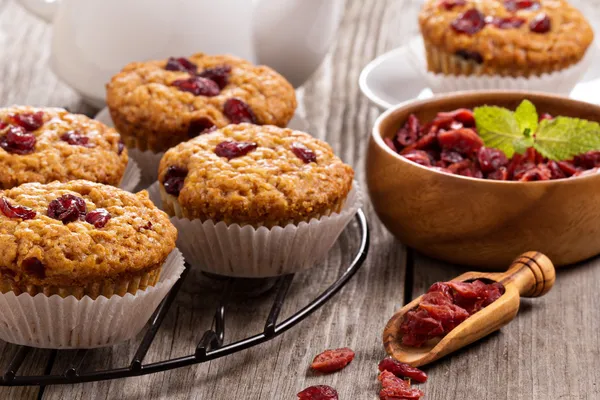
[[0, 106, 128, 189], [157, 124, 354, 227], [0, 180, 177, 299], [106, 54, 297, 153], [419, 0, 594, 77]]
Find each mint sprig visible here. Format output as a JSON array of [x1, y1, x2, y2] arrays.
[[474, 100, 600, 161]]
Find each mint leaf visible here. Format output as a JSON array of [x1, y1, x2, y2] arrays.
[[514, 99, 538, 137], [474, 106, 521, 158], [513, 136, 535, 155], [534, 117, 600, 161]]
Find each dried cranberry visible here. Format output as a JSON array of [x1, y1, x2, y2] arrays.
[[440, 150, 464, 165], [557, 161, 578, 176], [188, 117, 216, 138], [297, 385, 338, 400], [451, 9, 486, 35], [85, 209, 111, 228], [0, 126, 37, 155], [576, 150, 600, 169], [449, 280, 505, 314], [403, 150, 432, 167], [488, 167, 509, 180], [487, 16, 526, 29], [11, 111, 44, 131], [378, 371, 424, 400], [504, 0, 540, 11], [310, 347, 355, 373], [539, 113, 553, 121], [214, 140, 257, 160], [512, 160, 536, 180], [165, 57, 197, 74], [60, 130, 93, 147], [162, 166, 188, 197], [436, 109, 475, 127], [291, 142, 317, 163], [0, 122, 6, 130], [118, 141, 125, 155], [22, 257, 45, 279], [455, 49, 484, 64], [547, 161, 565, 179], [396, 115, 421, 146], [171, 76, 220, 96], [378, 358, 428, 383], [47, 194, 87, 224], [0, 198, 36, 220], [384, 137, 397, 151], [438, 0, 466, 10], [198, 65, 232, 89], [438, 128, 483, 154], [530, 13, 551, 33], [141, 221, 153, 230], [519, 167, 551, 181], [477, 147, 509, 173], [223, 98, 258, 124]]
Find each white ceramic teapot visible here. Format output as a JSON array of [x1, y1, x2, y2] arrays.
[[18, 0, 345, 107]]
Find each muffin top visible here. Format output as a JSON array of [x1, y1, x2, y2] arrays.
[[0, 106, 128, 189], [158, 124, 354, 227], [0, 180, 177, 287], [106, 53, 297, 152], [419, 0, 594, 71]]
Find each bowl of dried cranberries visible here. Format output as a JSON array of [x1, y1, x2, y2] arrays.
[[367, 91, 600, 268]]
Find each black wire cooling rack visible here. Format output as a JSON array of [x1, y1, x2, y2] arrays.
[[0, 210, 369, 386]]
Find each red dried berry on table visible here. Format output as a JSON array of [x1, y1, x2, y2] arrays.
[[504, 0, 540, 11], [171, 76, 220, 96], [378, 358, 428, 383], [310, 347, 355, 373], [215, 140, 258, 160], [0, 198, 36, 220], [85, 209, 111, 229], [487, 16, 526, 29], [11, 111, 44, 131], [403, 150, 432, 167], [438, 0, 466, 10], [165, 57, 198, 74], [198, 65, 232, 89], [451, 9, 486, 35], [163, 166, 188, 196], [223, 98, 258, 124], [22, 257, 45, 279], [477, 147, 509, 173], [438, 128, 483, 154], [297, 385, 339, 400], [60, 130, 94, 147], [188, 117, 216, 138], [47, 194, 87, 224], [378, 370, 424, 400], [0, 126, 37, 155], [291, 142, 317, 163], [530, 13, 551, 33]]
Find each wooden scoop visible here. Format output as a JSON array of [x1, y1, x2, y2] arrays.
[[383, 251, 555, 367]]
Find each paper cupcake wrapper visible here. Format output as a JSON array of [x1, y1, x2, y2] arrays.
[[119, 159, 142, 192], [407, 36, 594, 95], [0, 249, 185, 349], [128, 148, 164, 188], [147, 181, 362, 278]]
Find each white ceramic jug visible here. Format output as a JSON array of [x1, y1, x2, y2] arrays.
[[18, 0, 345, 107]]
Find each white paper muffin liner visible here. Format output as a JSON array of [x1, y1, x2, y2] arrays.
[[128, 148, 164, 187], [0, 249, 185, 349], [119, 159, 142, 192], [407, 36, 594, 95], [147, 181, 362, 278]]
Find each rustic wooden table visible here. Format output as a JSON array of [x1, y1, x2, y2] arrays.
[[1, 0, 599, 398]]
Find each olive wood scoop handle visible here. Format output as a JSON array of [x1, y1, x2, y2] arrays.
[[383, 251, 556, 367]]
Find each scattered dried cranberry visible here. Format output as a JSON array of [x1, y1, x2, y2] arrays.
[[297, 385, 338, 400], [0, 198, 36, 220], [118, 140, 125, 155], [60, 130, 93, 147], [438, 0, 466, 10], [163, 166, 188, 196], [530, 13, 551, 33], [165, 57, 198, 74], [438, 128, 483, 154], [10, 111, 44, 131], [47, 194, 87, 224], [172, 76, 220, 96], [188, 117, 216, 138], [378, 358, 428, 383], [487, 16, 526, 29], [85, 209, 111, 228], [198, 65, 232, 89], [291, 142, 317, 163], [310, 347, 355, 373], [378, 371, 424, 400], [223, 98, 258, 124], [504, 0, 540, 11], [451, 9, 486, 35], [0, 126, 37, 155], [214, 140, 258, 160], [455, 49, 484, 64], [22, 257, 45, 279]]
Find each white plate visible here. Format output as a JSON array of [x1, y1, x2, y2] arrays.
[[360, 37, 600, 110]]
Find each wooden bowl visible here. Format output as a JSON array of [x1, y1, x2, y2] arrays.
[[366, 91, 600, 269]]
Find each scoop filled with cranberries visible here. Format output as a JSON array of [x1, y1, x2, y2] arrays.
[[367, 91, 600, 268]]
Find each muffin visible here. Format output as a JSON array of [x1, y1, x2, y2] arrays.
[[106, 53, 297, 153], [0, 106, 128, 189], [157, 124, 354, 226], [0, 180, 177, 299], [419, 0, 594, 77]]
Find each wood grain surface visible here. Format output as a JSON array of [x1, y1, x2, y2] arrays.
[[0, 0, 599, 399]]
